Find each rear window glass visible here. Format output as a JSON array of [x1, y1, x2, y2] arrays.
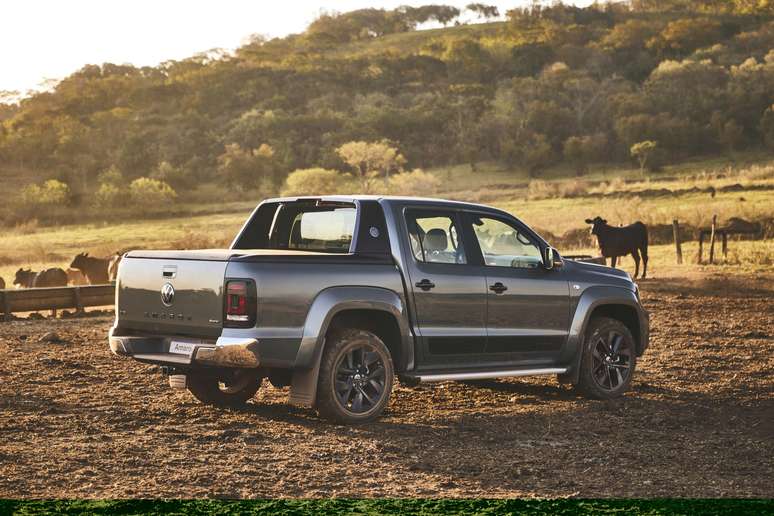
[[286, 208, 356, 252]]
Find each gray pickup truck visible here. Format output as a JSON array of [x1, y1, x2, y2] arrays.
[[110, 196, 649, 423]]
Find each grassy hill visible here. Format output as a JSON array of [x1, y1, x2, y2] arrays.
[[1, 2, 772, 228]]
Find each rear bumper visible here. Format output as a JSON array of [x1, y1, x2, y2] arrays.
[[109, 328, 261, 368]]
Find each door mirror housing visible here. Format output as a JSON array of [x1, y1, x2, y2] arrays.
[[542, 247, 562, 270]]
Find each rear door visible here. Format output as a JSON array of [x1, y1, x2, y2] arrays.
[[401, 208, 488, 367], [465, 213, 570, 364], [117, 252, 229, 338]]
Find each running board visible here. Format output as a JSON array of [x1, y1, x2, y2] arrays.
[[406, 367, 567, 383]]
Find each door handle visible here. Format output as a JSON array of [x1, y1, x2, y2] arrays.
[[489, 282, 508, 294], [415, 279, 436, 291]]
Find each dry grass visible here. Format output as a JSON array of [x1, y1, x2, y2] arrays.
[[1, 157, 772, 286]]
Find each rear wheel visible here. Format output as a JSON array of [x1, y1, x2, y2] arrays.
[[187, 369, 263, 407], [316, 329, 394, 424], [576, 317, 636, 399]]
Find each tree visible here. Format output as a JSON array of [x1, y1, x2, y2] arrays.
[[151, 161, 193, 189], [563, 133, 607, 176], [630, 141, 658, 174], [97, 165, 123, 187], [647, 18, 724, 57], [282, 168, 351, 196], [216, 143, 278, 190], [21, 179, 70, 207], [760, 104, 774, 150], [466, 3, 499, 21], [428, 5, 461, 26], [129, 177, 177, 208], [388, 169, 441, 196], [336, 141, 406, 192]]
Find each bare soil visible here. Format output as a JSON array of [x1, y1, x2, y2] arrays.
[[0, 274, 772, 498]]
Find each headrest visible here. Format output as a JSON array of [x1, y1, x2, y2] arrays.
[[424, 228, 448, 252]]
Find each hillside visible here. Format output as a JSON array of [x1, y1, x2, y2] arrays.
[[0, 2, 773, 226]]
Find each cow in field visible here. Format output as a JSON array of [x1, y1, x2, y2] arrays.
[[13, 268, 37, 288], [70, 253, 110, 284], [33, 268, 68, 288], [108, 253, 123, 282], [13, 267, 68, 288], [66, 268, 89, 286], [585, 216, 649, 278]]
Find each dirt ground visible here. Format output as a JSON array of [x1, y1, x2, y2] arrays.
[[0, 273, 772, 498]]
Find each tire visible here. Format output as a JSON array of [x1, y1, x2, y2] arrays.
[[576, 317, 637, 399], [316, 329, 394, 424], [187, 369, 263, 407]]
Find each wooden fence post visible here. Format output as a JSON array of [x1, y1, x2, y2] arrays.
[[708, 214, 717, 264], [722, 231, 728, 259], [672, 219, 683, 265]]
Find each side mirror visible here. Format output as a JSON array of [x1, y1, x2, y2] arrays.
[[543, 247, 562, 270]]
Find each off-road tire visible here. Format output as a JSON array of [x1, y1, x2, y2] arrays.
[[316, 329, 394, 424], [576, 317, 637, 399], [187, 369, 263, 407]]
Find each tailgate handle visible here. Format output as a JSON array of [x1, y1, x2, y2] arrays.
[[162, 266, 177, 279]]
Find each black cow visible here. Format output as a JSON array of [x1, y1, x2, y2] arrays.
[[13, 268, 37, 288], [585, 216, 649, 278]]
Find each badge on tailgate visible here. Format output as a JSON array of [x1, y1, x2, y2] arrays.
[[169, 339, 200, 356]]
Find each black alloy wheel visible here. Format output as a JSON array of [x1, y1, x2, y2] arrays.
[[577, 317, 637, 399], [590, 329, 632, 391], [334, 344, 387, 414], [316, 329, 394, 424]]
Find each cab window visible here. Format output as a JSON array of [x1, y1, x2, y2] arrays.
[[405, 211, 467, 265], [471, 216, 542, 269]]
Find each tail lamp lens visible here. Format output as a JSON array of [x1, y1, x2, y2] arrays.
[[226, 280, 251, 323]]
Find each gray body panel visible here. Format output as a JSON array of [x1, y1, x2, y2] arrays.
[[111, 195, 649, 408]]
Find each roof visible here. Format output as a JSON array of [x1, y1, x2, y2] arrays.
[[261, 194, 507, 213]]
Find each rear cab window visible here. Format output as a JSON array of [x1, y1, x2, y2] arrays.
[[405, 210, 467, 265], [233, 201, 357, 253]]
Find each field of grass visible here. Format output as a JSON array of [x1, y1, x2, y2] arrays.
[[1, 155, 772, 286]]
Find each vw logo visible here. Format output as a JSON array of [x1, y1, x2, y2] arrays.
[[160, 282, 175, 306]]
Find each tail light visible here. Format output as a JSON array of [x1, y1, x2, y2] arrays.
[[224, 279, 257, 327]]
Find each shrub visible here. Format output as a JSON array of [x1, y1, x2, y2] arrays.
[[128, 177, 177, 207], [387, 169, 441, 196], [282, 168, 352, 196], [94, 183, 123, 208], [20, 179, 70, 207], [97, 165, 123, 187], [151, 161, 193, 189]]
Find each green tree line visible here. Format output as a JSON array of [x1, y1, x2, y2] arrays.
[[0, 1, 772, 212]]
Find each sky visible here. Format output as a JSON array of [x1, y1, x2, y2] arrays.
[[0, 0, 595, 95]]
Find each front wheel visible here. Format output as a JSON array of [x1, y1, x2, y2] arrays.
[[576, 317, 637, 399], [187, 369, 263, 407], [316, 329, 394, 424]]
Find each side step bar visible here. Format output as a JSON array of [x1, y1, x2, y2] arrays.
[[406, 367, 567, 383]]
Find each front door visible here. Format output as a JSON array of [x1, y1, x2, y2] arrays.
[[402, 208, 488, 368], [467, 214, 570, 365]]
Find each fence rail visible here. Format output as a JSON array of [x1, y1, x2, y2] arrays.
[[1, 284, 115, 320]]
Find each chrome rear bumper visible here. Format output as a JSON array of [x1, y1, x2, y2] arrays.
[[109, 329, 261, 368]]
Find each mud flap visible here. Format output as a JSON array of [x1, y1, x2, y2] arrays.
[[288, 369, 317, 407]]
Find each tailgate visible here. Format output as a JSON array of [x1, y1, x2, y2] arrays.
[[116, 252, 231, 338]]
